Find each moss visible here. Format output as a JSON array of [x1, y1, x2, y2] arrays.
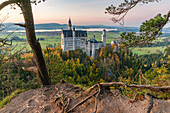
[[0, 89, 27, 108]]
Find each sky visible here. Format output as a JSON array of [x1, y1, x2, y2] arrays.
[[0, 0, 170, 27]]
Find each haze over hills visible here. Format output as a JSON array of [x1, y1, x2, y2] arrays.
[[3, 23, 170, 35], [3, 23, 139, 32]]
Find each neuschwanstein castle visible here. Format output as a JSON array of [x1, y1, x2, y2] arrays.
[[61, 18, 107, 58]]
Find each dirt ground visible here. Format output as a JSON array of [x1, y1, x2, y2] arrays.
[[0, 83, 169, 113]]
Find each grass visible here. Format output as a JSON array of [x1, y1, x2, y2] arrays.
[[132, 46, 167, 55], [0, 89, 27, 108], [1, 31, 120, 51], [1, 31, 168, 56], [75, 84, 90, 90], [39, 38, 61, 49]]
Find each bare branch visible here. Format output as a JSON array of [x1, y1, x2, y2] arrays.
[[0, 0, 18, 11], [106, 0, 161, 24], [121, 10, 170, 47], [22, 66, 38, 73], [14, 23, 26, 27], [100, 82, 170, 92], [0, 39, 12, 47]]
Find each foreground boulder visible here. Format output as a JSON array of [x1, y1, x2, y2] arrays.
[[0, 83, 169, 113]]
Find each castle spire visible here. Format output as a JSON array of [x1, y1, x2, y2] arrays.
[[68, 18, 72, 30], [102, 29, 106, 47], [73, 26, 75, 31]]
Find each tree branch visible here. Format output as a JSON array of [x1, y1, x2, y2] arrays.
[[0, 0, 18, 11], [22, 66, 38, 73], [0, 84, 9, 88], [120, 10, 170, 47], [67, 91, 98, 113], [100, 82, 170, 92], [14, 23, 26, 28], [106, 0, 161, 24]]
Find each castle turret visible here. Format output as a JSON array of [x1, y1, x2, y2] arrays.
[[92, 43, 96, 59], [68, 18, 72, 30], [102, 29, 106, 47], [61, 29, 66, 52], [73, 26, 76, 50]]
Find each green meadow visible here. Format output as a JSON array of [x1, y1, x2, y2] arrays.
[[131, 46, 167, 55], [0, 31, 168, 55]]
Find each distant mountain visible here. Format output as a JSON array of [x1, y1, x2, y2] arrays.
[[3, 23, 140, 32], [163, 27, 170, 33], [3, 23, 170, 33], [3, 23, 170, 35], [35, 23, 67, 30]]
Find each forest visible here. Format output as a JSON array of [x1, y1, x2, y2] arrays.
[[0, 45, 169, 107], [0, 0, 169, 112]]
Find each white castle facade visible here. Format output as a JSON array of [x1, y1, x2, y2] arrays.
[[61, 18, 107, 58]]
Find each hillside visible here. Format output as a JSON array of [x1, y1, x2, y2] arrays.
[[3, 23, 139, 32], [0, 82, 169, 113]]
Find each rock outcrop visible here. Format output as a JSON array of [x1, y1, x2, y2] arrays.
[[0, 83, 169, 113]]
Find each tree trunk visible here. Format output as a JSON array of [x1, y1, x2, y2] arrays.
[[20, 0, 50, 87]]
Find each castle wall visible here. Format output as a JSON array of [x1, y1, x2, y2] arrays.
[[62, 37, 73, 52], [61, 19, 107, 58], [79, 37, 87, 52], [85, 42, 91, 56], [92, 43, 96, 59], [102, 30, 106, 47], [61, 36, 87, 52], [86, 42, 103, 58], [74, 37, 87, 51]]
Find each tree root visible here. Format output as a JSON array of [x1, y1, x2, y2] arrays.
[[145, 93, 153, 113], [67, 91, 98, 113], [61, 82, 169, 113], [93, 84, 101, 113], [86, 84, 98, 94], [100, 82, 170, 92], [54, 96, 71, 113], [65, 98, 71, 112]]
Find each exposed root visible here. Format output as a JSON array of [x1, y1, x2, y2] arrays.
[[65, 98, 71, 112], [54, 82, 169, 113], [86, 84, 98, 94], [100, 82, 170, 92], [126, 86, 138, 102], [67, 91, 98, 113], [145, 93, 153, 113], [93, 84, 101, 113], [130, 93, 138, 103], [55, 96, 71, 113]]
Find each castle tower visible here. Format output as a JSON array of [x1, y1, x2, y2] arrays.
[[73, 26, 75, 50], [102, 29, 106, 47], [68, 18, 72, 30], [92, 43, 96, 59], [61, 29, 66, 52]]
